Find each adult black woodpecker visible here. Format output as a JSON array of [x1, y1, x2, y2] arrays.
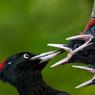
[[0, 51, 69, 95], [46, 0, 95, 89]]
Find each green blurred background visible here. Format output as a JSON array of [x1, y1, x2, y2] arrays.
[[0, 0, 94, 95]]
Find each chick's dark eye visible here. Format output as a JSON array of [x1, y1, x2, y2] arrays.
[[23, 53, 29, 59], [74, 44, 81, 49]]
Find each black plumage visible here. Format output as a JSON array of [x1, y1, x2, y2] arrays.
[[49, 18, 95, 68], [67, 20, 95, 66], [0, 52, 69, 95], [47, 0, 95, 88]]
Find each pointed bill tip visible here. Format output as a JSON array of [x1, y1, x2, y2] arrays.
[[75, 79, 93, 89], [75, 86, 81, 89], [50, 62, 61, 68], [72, 65, 95, 73], [50, 62, 63, 67], [66, 37, 71, 40], [31, 51, 55, 60], [50, 57, 70, 67], [47, 43, 61, 47], [39, 51, 61, 63], [50, 65, 56, 68], [66, 35, 83, 41], [66, 35, 86, 40], [66, 34, 93, 41], [47, 43, 66, 49], [72, 65, 86, 69], [72, 65, 89, 70], [75, 85, 84, 89], [50, 61, 64, 68], [31, 50, 61, 64]]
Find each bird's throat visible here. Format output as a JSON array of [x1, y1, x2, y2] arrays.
[[15, 71, 46, 95], [13, 71, 69, 95]]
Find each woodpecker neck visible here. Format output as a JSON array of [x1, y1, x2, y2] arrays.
[[13, 71, 68, 95], [16, 71, 44, 95]]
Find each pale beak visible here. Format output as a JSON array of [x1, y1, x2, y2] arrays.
[[48, 34, 93, 67], [31, 50, 62, 63], [72, 65, 95, 88]]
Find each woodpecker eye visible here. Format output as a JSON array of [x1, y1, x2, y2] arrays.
[[23, 53, 29, 59], [8, 62, 12, 65]]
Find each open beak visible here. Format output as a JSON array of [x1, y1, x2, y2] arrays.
[[31, 50, 62, 63], [72, 65, 95, 88], [48, 34, 93, 67]]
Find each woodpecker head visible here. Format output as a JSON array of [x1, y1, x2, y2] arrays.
[[47, 18, 95, 88], [48, 19, 95, 67], [0, 51, 60, 86]]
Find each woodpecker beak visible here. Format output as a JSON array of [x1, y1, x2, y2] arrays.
[[31, 50, 62, 63], [72, 65, 95, 88], [48, 34, 93, 67]]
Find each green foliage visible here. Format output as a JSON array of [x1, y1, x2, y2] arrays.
[[0, 0, 94, 95]]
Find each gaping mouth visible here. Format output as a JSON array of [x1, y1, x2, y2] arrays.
[[48, 34, 93, 67], [47, 34, 94, 89], [32, 34, 94, 89]]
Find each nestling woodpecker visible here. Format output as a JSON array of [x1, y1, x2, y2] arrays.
[[46, 0, 95, 89]]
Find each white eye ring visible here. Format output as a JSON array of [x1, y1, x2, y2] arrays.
[[23, 53, 29, 59], [8, 62, 12, 65]]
